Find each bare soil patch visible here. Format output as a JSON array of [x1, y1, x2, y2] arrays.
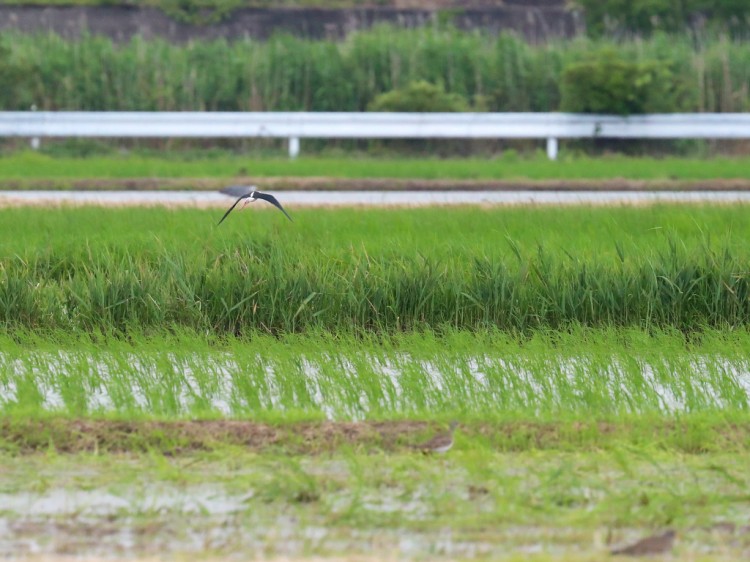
[[0, 418, 745, 455], [3, 177, 750, 192]]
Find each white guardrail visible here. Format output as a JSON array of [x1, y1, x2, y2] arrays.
[[2, 111, 750, 160]]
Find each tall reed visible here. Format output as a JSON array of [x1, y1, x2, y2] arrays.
[[2, 28, 749, 112]]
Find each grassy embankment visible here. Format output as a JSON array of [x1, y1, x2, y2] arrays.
[[1, 151, 750, 189]]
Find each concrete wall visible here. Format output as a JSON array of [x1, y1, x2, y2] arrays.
[[0, 5, 584, 43]]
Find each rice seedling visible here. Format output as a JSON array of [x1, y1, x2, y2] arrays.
[[0, 445, 748, 559], [1, 204, 748, 558], [0, 328, 748, 422], [1, 205, 750, 334]]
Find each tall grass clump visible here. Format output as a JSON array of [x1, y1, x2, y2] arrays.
[[1, 27, 749, 112], [1, 206, 750, 335]]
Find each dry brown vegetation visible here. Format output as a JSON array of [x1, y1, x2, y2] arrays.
[[1, 418, 747, 455]]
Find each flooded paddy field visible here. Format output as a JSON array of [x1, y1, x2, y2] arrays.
[[2, 329, 750, 559], [3, 204, 750, 559], [1, 330, 750, 420], [2, 449, 750, 559]]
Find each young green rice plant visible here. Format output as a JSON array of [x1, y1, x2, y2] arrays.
[[1, 447, 749, 559], [1, 328, 749, 420], [2, 205, 750, 334]]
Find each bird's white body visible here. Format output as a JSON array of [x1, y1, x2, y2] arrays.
[[431, 442, 454, 454], [416, 421, 459, 454], [217, 186, 293, 224], [241, 190, 257, 208]]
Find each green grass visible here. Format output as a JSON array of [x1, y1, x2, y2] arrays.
[[2, 205, 750, 334], [3, 28, 750, 113], [1, 329, 749, 422], [0, 448, 748, 559], [1, 204, 748, 559], [2, 151, 750, 181]]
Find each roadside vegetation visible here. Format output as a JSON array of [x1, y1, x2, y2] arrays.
[[1, 28, 748, 115], [1, 150, 750, 183]]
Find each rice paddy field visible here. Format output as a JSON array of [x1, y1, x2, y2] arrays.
[[4, 202, 750, 560]]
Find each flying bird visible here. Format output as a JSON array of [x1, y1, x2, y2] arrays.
[[217, 186, 292, 225]]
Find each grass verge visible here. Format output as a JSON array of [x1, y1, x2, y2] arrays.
[[0, 151, 750, 183]]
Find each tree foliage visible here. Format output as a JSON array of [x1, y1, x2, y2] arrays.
[[560, 48, 693, 115], [575, 0, 750, 37], [367, 80, 468, 112]]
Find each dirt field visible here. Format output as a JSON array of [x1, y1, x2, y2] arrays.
[[3, 177, 750, 192], [2, 418, 746, 454]]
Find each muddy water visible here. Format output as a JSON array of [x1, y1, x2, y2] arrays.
[[0, 485, 250, 516], [0, 476, 505, 558], [1, 457, 747, 560]]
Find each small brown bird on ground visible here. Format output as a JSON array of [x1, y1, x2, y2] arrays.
[[610, 529, 676, 557], [414, 421, 459, 454]]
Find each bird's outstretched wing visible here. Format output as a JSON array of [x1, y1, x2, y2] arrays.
[[220, 185, 254, 199], [217, 194, 250, 225], [255, 191, 293, 222]]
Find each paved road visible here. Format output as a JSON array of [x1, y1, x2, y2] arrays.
[[4, 190, 750, 207]]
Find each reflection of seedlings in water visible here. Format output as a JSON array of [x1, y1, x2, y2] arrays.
[[3, 348, 750, 418], [2, 452, 750, 560], [256, 458, 321, 505]]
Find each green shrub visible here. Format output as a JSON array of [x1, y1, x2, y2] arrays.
[[39, 138, 114, 158], [1, 28, 747, 113], [0, 44, 33, 110], [575, 0, 750, 37], [560, 48, 692, 115], [367, 80, 468, 112], [151, 0, 243, 25]]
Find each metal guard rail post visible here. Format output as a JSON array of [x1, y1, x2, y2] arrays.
[[2, 112, 749, 160]]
